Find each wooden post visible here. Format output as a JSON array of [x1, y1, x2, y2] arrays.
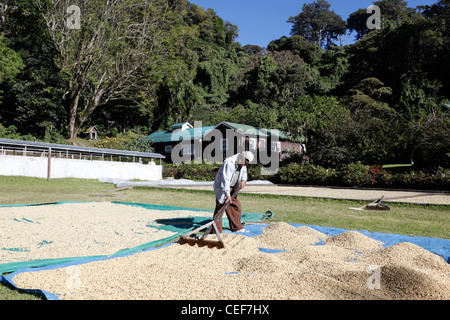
[[47, 147, 51, 181]]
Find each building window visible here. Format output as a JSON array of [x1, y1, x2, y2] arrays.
[[165, 145, 172, 153], [271, 141, 281, 152], [181, 144, 194, 156], [259, 139, 266, 152], [249, 138, 257, 150], [220, 139, 228, 151]]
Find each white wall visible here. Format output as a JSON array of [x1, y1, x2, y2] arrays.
[[0, 155, 162, 181]]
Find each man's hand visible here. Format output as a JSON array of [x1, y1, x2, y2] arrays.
[[225, 196, 232, 204], [240, 180, 246, 190]]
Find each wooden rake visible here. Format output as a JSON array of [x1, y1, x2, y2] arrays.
[[178, 184, 241, 249], [349, 195, 390, 211]]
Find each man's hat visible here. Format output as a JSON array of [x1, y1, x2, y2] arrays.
[[241, 151, 254, 163]]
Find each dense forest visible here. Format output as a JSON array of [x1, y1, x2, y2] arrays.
[[0, 0, 448, 169]]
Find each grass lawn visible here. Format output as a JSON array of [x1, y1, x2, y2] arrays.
[[382, 164, 413, 169], [0, 176, 448, 300]]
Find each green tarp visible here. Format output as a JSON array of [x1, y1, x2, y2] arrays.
[[0, 201, 273, 274]]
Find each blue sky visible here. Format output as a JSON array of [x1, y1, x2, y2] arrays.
[[188, 0, 438, 47]]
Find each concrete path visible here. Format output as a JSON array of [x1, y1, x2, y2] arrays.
[[169, 184, 450, 205]]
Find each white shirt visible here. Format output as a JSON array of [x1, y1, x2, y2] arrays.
[[213, 154, 248, 204]]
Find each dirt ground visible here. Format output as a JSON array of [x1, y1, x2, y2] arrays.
[[169, 184, 450, 205]]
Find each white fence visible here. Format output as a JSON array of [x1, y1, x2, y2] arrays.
[[0, 155, 162, 181]]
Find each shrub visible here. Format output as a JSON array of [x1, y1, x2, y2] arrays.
[[271, 162, 448, 190], [94, 136, 124, 150], [123, 137, 153, 153], [386, 167, 449, 190], [163, 163, 219, 181], [162, 161, 449, 191], [270, 163, 337, 186]]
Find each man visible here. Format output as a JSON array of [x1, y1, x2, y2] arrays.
[[212, 151, 254, 233]]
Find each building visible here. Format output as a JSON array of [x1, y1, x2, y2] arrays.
[[147, 122, 214, 163], [0, 138, 165, 181], [146, 121, 305, 164], [82, 126, 100, 140]]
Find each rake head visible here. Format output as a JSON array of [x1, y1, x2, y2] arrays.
[[179, 236, 225, 249]]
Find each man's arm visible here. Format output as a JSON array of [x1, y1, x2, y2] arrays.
[[220, 161, 234, 202], [239, 166, 247, 190]]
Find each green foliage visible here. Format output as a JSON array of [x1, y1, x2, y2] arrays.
[[273, 162, 337, 186], [404, 109, 450, 168], [232, 50, 315, 108], [271, 161, 449, 190], [0, 1, 66, 138], [0, 124, 37, 141], [94, 137, 124, 150], [344, 1, 449, 115], [0, 0, 448, 173], [288, 0, 346, 49], [123, 137, 154, 153], [0, 36, 24, 84], [338, 162, 369, 187], [385, 167, 450, 190], [281, 95, 350, 154], [268, 35, 324, 65], [163, 163, 219, 181], [315, 46, 350, 94], [346, 0, 420, 41]]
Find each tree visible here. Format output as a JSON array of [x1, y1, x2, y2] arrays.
[[0, 1, 66, 138], [242, 44, 266, 56], [344, 77, 394, 117], [344, 5, 449, 117], [0, 37, 23, 84], [404, 108, 450, 168], [288, 0, 346, 49], [268, 35, 323, 65], [36, 0, 179, 139], [347, 0, 420, 41], [316, 46, 350, 94], [0, 36, 24, 104], [229, 49, 316, 113]]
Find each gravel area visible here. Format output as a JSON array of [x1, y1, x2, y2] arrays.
[[12, 222, 450, 300], [0, 202, 211, 264]]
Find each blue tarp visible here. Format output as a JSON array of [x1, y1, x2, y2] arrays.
[[228, 223, 450, 263]]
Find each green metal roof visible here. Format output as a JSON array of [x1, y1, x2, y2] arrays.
[[146, 126, 215, 143], [0, 138, 165, 159], [146, 122, 299, 143], [220, 122, 289, 140]]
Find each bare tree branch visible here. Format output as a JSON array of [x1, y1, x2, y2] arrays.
[[36, 0, 176, 138]]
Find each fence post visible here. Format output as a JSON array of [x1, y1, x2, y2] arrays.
[[47, 147, 52, 181]]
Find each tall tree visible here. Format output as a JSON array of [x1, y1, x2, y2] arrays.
[[231, 50, 314, 110], [347, 0, 420, 41], [0, 0, 66, 138], [288, 0, 346, 49], [268, 35, 323, 65], [0, 36, 24, 99], [36, 0, 179, 138]]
